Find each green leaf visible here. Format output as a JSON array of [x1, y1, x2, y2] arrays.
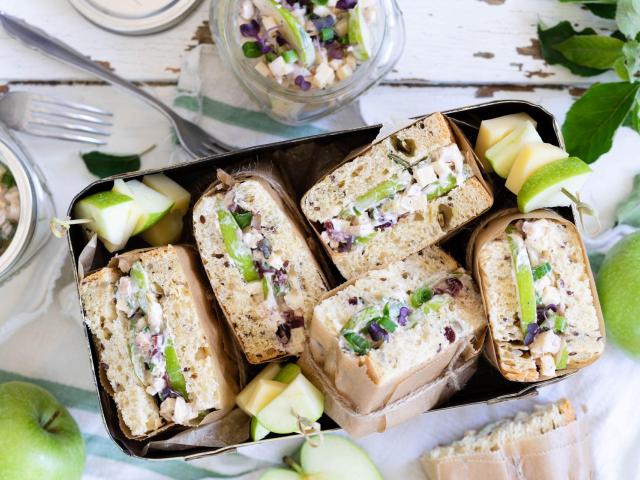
[[553, 35, 625, 69], [623, 100, 640, 132], [81, 150, 141, 178], [615, 173, 640, 226], [616, 0, 640, 39], [538, 22, 609, 76], [623, 40, 640, 77], [586, 4, 618, 19], [562, 82, 640, 163], [232, 211, 253, 229]]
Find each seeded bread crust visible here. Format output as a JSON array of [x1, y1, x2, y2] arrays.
[[424, 399, 575, 460], [301, 113, 493, 279], [477, 217, 604, 382], [309, 246, 487, 412], [193, 177, 329, 364], [80, 245, 237, 438]]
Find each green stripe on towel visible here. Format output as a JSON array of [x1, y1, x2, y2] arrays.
[[174, 94, 328, 138]]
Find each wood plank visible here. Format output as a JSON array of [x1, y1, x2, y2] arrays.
[[1, 0, 618, 84]]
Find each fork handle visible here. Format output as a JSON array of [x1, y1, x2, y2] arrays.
[[0, 12, 180, 121]]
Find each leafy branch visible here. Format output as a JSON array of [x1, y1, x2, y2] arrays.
[[538, 0, 640, 163]]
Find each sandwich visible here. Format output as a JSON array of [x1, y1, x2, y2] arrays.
[[79, 245, 237, 438], [474, 212, 604, 381], [308, 246, 487, 413], [421, 399, 591, 480], [193, 173, 329, 364], [301, 112, 493, 279]]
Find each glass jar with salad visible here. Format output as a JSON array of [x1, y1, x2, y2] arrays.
[[0, 126, 55, 284], [211, 0, 405, 124]]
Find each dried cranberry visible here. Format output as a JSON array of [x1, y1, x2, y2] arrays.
[[433, 277, 463, 297], [276, 323, 291, 345], [336, 0, 357, 9], [273, 268, 288, 288], [524, 323, 539, 346], [348, 297, 358, 305], [337, 235, 354, 252], [444, 326, 456, 343], [282, 310, 305, 329]]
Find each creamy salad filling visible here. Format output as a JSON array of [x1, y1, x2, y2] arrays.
[[339, 273, 465, 355], [239, 0, 377, 90], [508, 220, 576, 377], [217, 189, 305, 345], [321, 143, 471, 252], [0, 164, 19, 256], [115, 261, 198, 425]]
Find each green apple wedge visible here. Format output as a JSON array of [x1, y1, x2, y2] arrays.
[[348, 3, 373, 61], [256, 373, 324, 435], [251, 416, 271, 442], [74, 190, 137, 252], [474, 113, 537, 170], [259, 435, 382, 480], [113, 179, 173, 235], [139, 174, 191, 246], [485, 121, 542, 178], [253, 0, 315, 67], [517, 157, 592, 213], [505, 143, 568, 194], [506, 229, 537, 335], [0, 381, 85, 480]]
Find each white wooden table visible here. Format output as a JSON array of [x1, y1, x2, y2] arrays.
[[1, 1, 639, 479]]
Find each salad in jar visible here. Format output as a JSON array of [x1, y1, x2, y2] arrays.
[[0, 163, 19, 256], [238, 0, 378, 90]]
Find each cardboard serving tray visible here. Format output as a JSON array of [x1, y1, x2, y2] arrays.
[[67, 100, 574, 461]]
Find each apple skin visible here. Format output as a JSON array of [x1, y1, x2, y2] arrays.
[[0, 382, 85, 480]]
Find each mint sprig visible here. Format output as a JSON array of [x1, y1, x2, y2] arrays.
[[538, 1, 640, 163]]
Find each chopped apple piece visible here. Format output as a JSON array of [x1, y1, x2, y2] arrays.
[[140, 212, 184, 246], [251, 417, 270, 442], [142, 174, 191, 216], [236, 363, 282, 412], [485, 121, 542, 178], [506, 143, 569, 194], [113, 179, 173, 235], [475, 113, 537, 170], [237, 379, 287, 417], [74, 191, 137, 251], [517, 157, 592, 213], [256, 374, 324, 435]]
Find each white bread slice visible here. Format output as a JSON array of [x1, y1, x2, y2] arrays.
[[424, 399, 576, 461], [301, 113, 493, 279], [193, 177, 328, 364], [309, 246, 487, 412], [477, 218, 604, 382], [80, 245, 237, 438]]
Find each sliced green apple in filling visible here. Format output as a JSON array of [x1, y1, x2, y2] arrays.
[[506, 229, 537, 335], [165, 340, 188, 399], [485, 121, 542, 178], [506, 143, 568, 194], [73, 190, 137, 251], [256, 374, 324, 435], [425, 174, 457, 201], [253, 0, 315, 67], [340, 176, 406, 218], [517, 157, 592, 213], [112, 179, 173, 235], [475, 113, 537, 170], [349, 3, 373, 61], [217, 207, 260, 282]]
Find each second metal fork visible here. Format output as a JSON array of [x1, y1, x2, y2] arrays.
[[0, 91, 113, 145]]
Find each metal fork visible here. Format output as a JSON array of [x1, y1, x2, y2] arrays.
[[0, 91, 112, 145], [0, 12, 231, 158]]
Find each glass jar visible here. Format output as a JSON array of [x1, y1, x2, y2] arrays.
[[0, 126, 55, 284], [210, 0, 405, 125]]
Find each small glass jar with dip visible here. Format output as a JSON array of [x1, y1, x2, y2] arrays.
[[211, 0, 405, 125], [0, 126, 55, 284]]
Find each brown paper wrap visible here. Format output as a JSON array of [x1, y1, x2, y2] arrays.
[[467, 209, 606, 382], [91, 245, 244, 441], [303, 113, 494, 278], [421, 415, 593, 480]]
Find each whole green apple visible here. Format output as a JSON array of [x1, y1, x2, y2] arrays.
[[0, 381, 85, 480], [598, 232, 640, 356]]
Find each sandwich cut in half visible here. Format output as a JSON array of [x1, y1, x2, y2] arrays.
[[421, 399, 591, 480], [474, 211, 605, 382], [193, 172, 329, 364], [79, 245, 238, 438], [301, 112, 493, 279], [308, 246, 487, 414]]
